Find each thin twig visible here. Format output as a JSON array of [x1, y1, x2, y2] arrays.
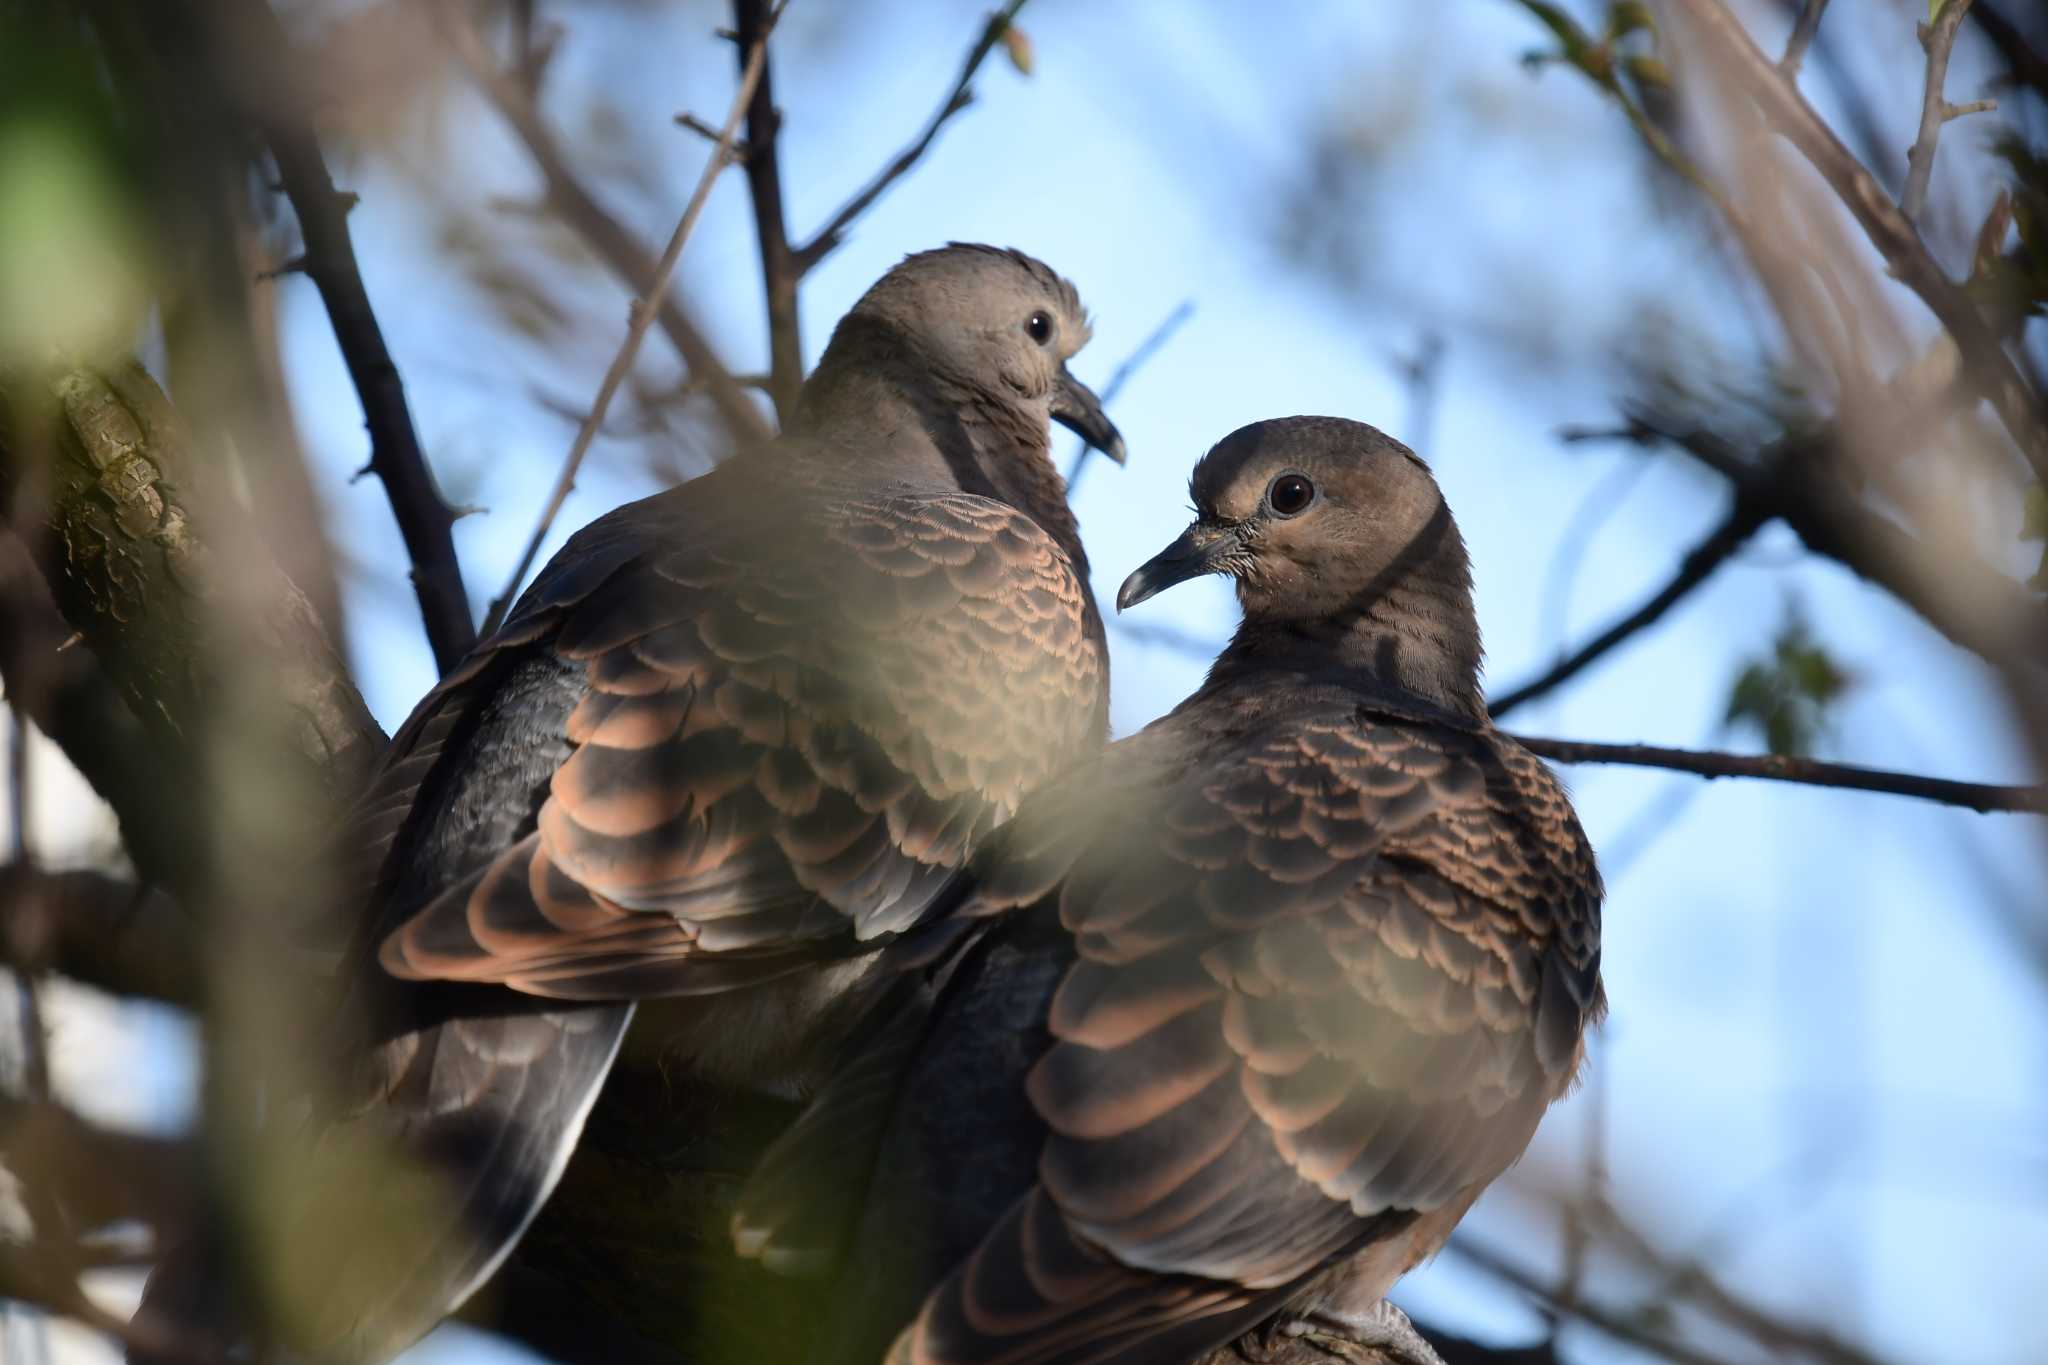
[[1668, 0, 2048, 490], [731, 0, 804, 423], [1064, 300, 1195, 491], [438, 4, 776, 454], [482, 2, 789, 635], [1902, 0, 1994, 223], [1513, 734, 2046, 813], [1779, 0, 1830, 79], [793, 0, 1031, 273], [1489, 496, 1770, 719], [231, 0, 477, 674]]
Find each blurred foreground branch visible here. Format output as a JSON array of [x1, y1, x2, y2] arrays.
[[1669, 0, 2048, 487]]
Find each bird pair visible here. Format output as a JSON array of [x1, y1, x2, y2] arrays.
[[207, 244, 1606, 1365]]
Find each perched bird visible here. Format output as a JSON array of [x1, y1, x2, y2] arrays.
[[738, 416, 1604, 1365], [153, 244, 1126, 1361]]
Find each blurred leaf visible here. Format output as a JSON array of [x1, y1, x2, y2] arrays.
[[2023, 484, 2048, 590], [1607, 2, 1654, 41], [1724, 599, 1854, 757], [1001, 24, 1035, 76]]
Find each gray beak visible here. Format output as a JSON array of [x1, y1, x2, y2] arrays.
[[1116, 523, 1240, 612], [1051, 366, 1126, 465]]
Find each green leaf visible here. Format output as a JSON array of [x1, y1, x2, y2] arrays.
[[1723, 599, 1856, 757], [2022, 483, 2048, 542]]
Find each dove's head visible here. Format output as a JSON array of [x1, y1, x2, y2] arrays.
[[1118, 417, 1482, 712], [835, 243, 1124, 464]]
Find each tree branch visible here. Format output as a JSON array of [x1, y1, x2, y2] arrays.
[[1611, 413, 2047, 672], [792, 0, 1031, 273], [1779, 0, 1830, 79], [481, 2, 785, 636], [1513, 734, 2045, 813], [0, 364, 386, 812], [1902, 0, 1995, 223], [213, 0, 476, 674], [437, 3, 777, 453], [1668, 0, 2048, 490], [1489, 495, 1770, 720], [0, 528, 195, 886], [732, 0, 804, 424], [0, 865, 198, 1007]]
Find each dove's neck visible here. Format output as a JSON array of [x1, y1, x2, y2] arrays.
[[793, 317, 1090, 582], [1214, 505, 1486, 723]]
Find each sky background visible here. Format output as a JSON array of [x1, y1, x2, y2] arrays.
[[7, 1, 2047, 1362]]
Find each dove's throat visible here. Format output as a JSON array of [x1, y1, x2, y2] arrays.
[[1216, 503, 1486, 723]]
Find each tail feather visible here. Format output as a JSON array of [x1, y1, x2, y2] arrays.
[[132, 999, 632, 1363]]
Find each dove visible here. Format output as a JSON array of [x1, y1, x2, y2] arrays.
[[738, 416, 1603, 1365], [144, 244, 1125, 1362]]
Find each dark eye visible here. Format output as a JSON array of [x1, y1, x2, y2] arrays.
[[1026, 311, 1054, 345], [1266, 472, 1316, 517]]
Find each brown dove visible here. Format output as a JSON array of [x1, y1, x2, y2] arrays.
[[142, 245, 1126, 1362], [736, 416, 1604, 1365]]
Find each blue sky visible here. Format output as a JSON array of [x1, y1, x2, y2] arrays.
[[20, 1, 2048, 1361]]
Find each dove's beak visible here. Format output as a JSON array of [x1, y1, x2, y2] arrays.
[[1116, 522, 1242, 612], [1051, 366, 1126, 465]]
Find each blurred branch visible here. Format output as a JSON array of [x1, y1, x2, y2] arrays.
[[1065, 298, 1196, 491], [1490, 495, 1769, 719], [0, 1247, 213, 1365], [1779, 0, 1829, 78], [732, 0, 804, 424], [438, 3, 776, 452], [1902, 0, 1996, 224], [1974, 2, 2048, 97], [1514, 734, 2046, 812], [1449, 1237, 1725, 1365], [0, 1095, 194, 1233], [217, 0, 477, 674], [792, 0, 1031, 274], [1668, 0, 2048, 489], [481, 1, 784, 636], [1600, 414, 2046, 670], [0, 866, 197, 1007]]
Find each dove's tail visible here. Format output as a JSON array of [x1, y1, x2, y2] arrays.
[[131, 997, 633, 1363]]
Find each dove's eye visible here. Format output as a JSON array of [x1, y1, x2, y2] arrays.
[[1026, 311, 1055, 346], [1266, 473, 1316, 517]]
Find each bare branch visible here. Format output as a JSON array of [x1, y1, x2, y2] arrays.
[[1668, 0, 2048, 490], [1902, 0, 1995, 222], [1780, 0, 1830, 79], [793, 0, 1031, 273], [1064, 299, 1196, 492], [732, 0, 805, 424], [438, 4, 776, 453], [214, 0, 477, 674], [1513, 734, 2045, 813], [481, 2, 788, 636], [1489, 496, 1769, 719]]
